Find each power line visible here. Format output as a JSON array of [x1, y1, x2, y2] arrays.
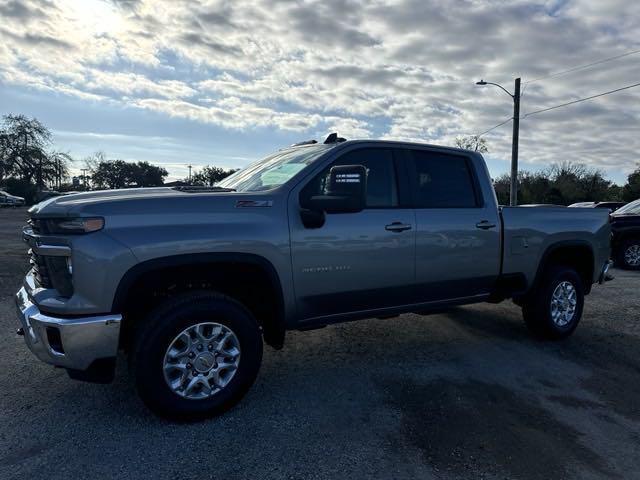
[[477, 81, 640, 136], [522, 81, 640, 118], [477, 116, 512, 137], [524, 48, 640, 84]]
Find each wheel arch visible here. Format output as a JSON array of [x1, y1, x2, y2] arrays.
[[532, 240, 596, 295], [113, 253, 286, 350]]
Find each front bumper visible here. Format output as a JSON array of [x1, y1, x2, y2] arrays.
[[15, 286, 122, 371]]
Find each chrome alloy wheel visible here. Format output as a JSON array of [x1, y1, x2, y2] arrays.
[[163, 322, 241, 400], [550, 281, 577, 327], [624, 244, 640, 267]]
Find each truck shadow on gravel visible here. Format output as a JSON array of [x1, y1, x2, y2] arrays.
[[379, 377, 614, 480], [444, 306, 640, 422]]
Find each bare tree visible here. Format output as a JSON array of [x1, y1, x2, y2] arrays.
[[455, 135, 488, 153], [0, 114, 53, 186]]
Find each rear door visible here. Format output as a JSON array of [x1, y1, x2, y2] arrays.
[[406, 148, 501, 301], [289, 146, 416, 320]]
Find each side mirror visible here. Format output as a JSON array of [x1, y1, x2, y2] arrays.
[[308, 165, 367, 214]]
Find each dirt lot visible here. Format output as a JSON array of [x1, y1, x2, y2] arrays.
[[1, 207, 639, 480]]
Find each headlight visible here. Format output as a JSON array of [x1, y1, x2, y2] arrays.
[[44, 217, 104, 234]]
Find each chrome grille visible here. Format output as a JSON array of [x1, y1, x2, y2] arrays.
[[29, 248, 53, 288], [27, 217, 44, 234]]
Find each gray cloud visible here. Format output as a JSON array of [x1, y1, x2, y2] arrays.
[[179, 32, 241, 55], [0, 27, 73, 49], [0, 0, 40, 19], [1, 0, 639, 179]]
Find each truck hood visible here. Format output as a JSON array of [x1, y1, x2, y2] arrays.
[[29, 187, 238, 217]]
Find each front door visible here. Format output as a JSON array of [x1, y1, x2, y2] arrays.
[[289, 147, 415, 321]]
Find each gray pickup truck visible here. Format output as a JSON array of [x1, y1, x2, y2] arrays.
[[16, 135, 612, 419]]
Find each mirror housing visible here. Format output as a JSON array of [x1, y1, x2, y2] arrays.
[[307, 165, 367, 214]]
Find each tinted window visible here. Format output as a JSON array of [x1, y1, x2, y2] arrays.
[[301, 148, 398, 208], [409, 150, 478, 208]]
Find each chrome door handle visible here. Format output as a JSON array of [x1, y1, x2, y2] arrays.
[[385, 222, 412, 232], [476, 220, 496, 230]]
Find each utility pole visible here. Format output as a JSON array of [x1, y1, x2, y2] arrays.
[[475, 77, 522, 206], [188, 164, 192, 184], [510, 77, 521, 207]]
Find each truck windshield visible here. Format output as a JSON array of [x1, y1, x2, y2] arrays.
[[615, 199, 640, 215], [217, 145, 332, 192]]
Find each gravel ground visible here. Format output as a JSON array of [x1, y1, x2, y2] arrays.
[[1, 207, 639, 480]]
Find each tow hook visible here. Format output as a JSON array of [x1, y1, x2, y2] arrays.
[[16, 328, 24, 336]]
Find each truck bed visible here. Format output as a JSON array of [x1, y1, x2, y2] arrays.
[[501, 206, 611, 288]]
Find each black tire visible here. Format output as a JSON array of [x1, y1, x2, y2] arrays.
[[522, 265, 584, 340], [615, 238, 640, 270], [131, 291, 263, 420]]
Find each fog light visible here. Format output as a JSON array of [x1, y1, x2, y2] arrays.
[[46, 327, 65, 355]]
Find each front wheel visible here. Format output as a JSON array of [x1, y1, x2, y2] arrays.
[[131, 292, 263, 420], [522, 266, 584, 340]]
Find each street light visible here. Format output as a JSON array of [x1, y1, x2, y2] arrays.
[[476, 77, 521, 206]]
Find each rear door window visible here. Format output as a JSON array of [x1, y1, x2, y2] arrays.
[[407, 149, 479, 208]]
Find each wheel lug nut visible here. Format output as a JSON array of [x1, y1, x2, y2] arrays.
[[186, 363, 192, 368], [208, 344, 213, 350], [189, 352, 195, 358], [197, 345, 203, 351]]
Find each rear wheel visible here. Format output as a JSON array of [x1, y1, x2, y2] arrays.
[[522, 266, 584, 340], [131, 292, 263, 420], [616, 238, 640, 270]]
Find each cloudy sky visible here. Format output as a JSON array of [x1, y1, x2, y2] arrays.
[[1, 0, 639, 183]]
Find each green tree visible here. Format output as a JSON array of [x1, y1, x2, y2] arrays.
[[493, 173, 510, 205], [493, 162, 621, 206], [191, 165, 237, 186], [91, 160, 132, 189], [91, 159, 168, 189], [622, 166, 640, 202], [455, 135, 488, 153], [128, 161, 168, 187]]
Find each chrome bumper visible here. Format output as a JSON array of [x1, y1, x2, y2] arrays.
[[15, 286, 122, 371]]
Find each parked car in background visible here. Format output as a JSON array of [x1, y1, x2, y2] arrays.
[[568, 201, 626, 212], [595, 201, 627, 212], [0, 190, 25, 207], [611, 199, 640, 270]]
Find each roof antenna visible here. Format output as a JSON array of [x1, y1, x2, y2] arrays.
[[323, 132, 346, 144]]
